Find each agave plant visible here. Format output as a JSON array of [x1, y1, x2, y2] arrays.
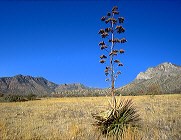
[[94, 6, 140, 139], [92, 99, 140, 139]]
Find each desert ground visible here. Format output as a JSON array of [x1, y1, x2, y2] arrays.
[[0, 94, 180, 140]]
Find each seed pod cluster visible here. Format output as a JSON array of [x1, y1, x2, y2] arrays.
[[98, 6, 126, 81]]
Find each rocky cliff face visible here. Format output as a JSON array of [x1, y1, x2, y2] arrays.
[[119, 62, 181, 95], [136, 62, 181, 80], [0, 75, 58, 96]]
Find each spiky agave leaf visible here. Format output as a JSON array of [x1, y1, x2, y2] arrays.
[[92, 99, 140, 138]]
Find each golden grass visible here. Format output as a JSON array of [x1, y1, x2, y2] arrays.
[[0, 94, 180, 140]]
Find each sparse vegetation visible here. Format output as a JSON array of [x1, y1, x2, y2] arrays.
[[0, 93, 4, 97], [26, 93, 37, 100], [1, 94, 27, 102], [0, 94, 38, 102], [0, 94, 180, 140], [52, 89, 109, 97]]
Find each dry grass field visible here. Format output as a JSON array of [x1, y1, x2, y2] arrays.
[[0, 94, 180, 140]]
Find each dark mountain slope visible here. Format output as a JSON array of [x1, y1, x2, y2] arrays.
[[0, 74, 58, 96]]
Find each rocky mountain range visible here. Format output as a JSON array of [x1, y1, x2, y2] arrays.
[[118, 62, 181, 95], [0, 62, 181, 96], [0, 74, 58, 96], [0, 75, 90, 96]]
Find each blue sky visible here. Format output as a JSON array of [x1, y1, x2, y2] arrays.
[[0, 0, 181, 88]]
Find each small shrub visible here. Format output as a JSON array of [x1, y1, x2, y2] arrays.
[[115, 90, 121, 96], [0, 93, 4, 97], [3, 94, 27, 102], [26, 93, 37, 100]]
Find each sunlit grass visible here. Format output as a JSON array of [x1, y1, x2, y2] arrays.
[[0, 94, 180, 140]]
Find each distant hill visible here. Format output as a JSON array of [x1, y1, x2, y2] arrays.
[[53, 83, 106, 97], [55, 83, 89, 92], [0, 75, 95, 96], [118, 62, 181, 95], [0, 74, 58, 96]]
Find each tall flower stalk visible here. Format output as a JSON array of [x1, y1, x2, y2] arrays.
[[98, 6, 127, 106], [93, 6, 140, 138]]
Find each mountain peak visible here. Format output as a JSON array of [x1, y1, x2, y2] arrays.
[[160, 62, 172, 65], [15, 74, 24, 77], [159, 62, 180, 68], [119, 62, 181, 95], [136, 62, 181, 80], [158, 62, 178, 69]]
